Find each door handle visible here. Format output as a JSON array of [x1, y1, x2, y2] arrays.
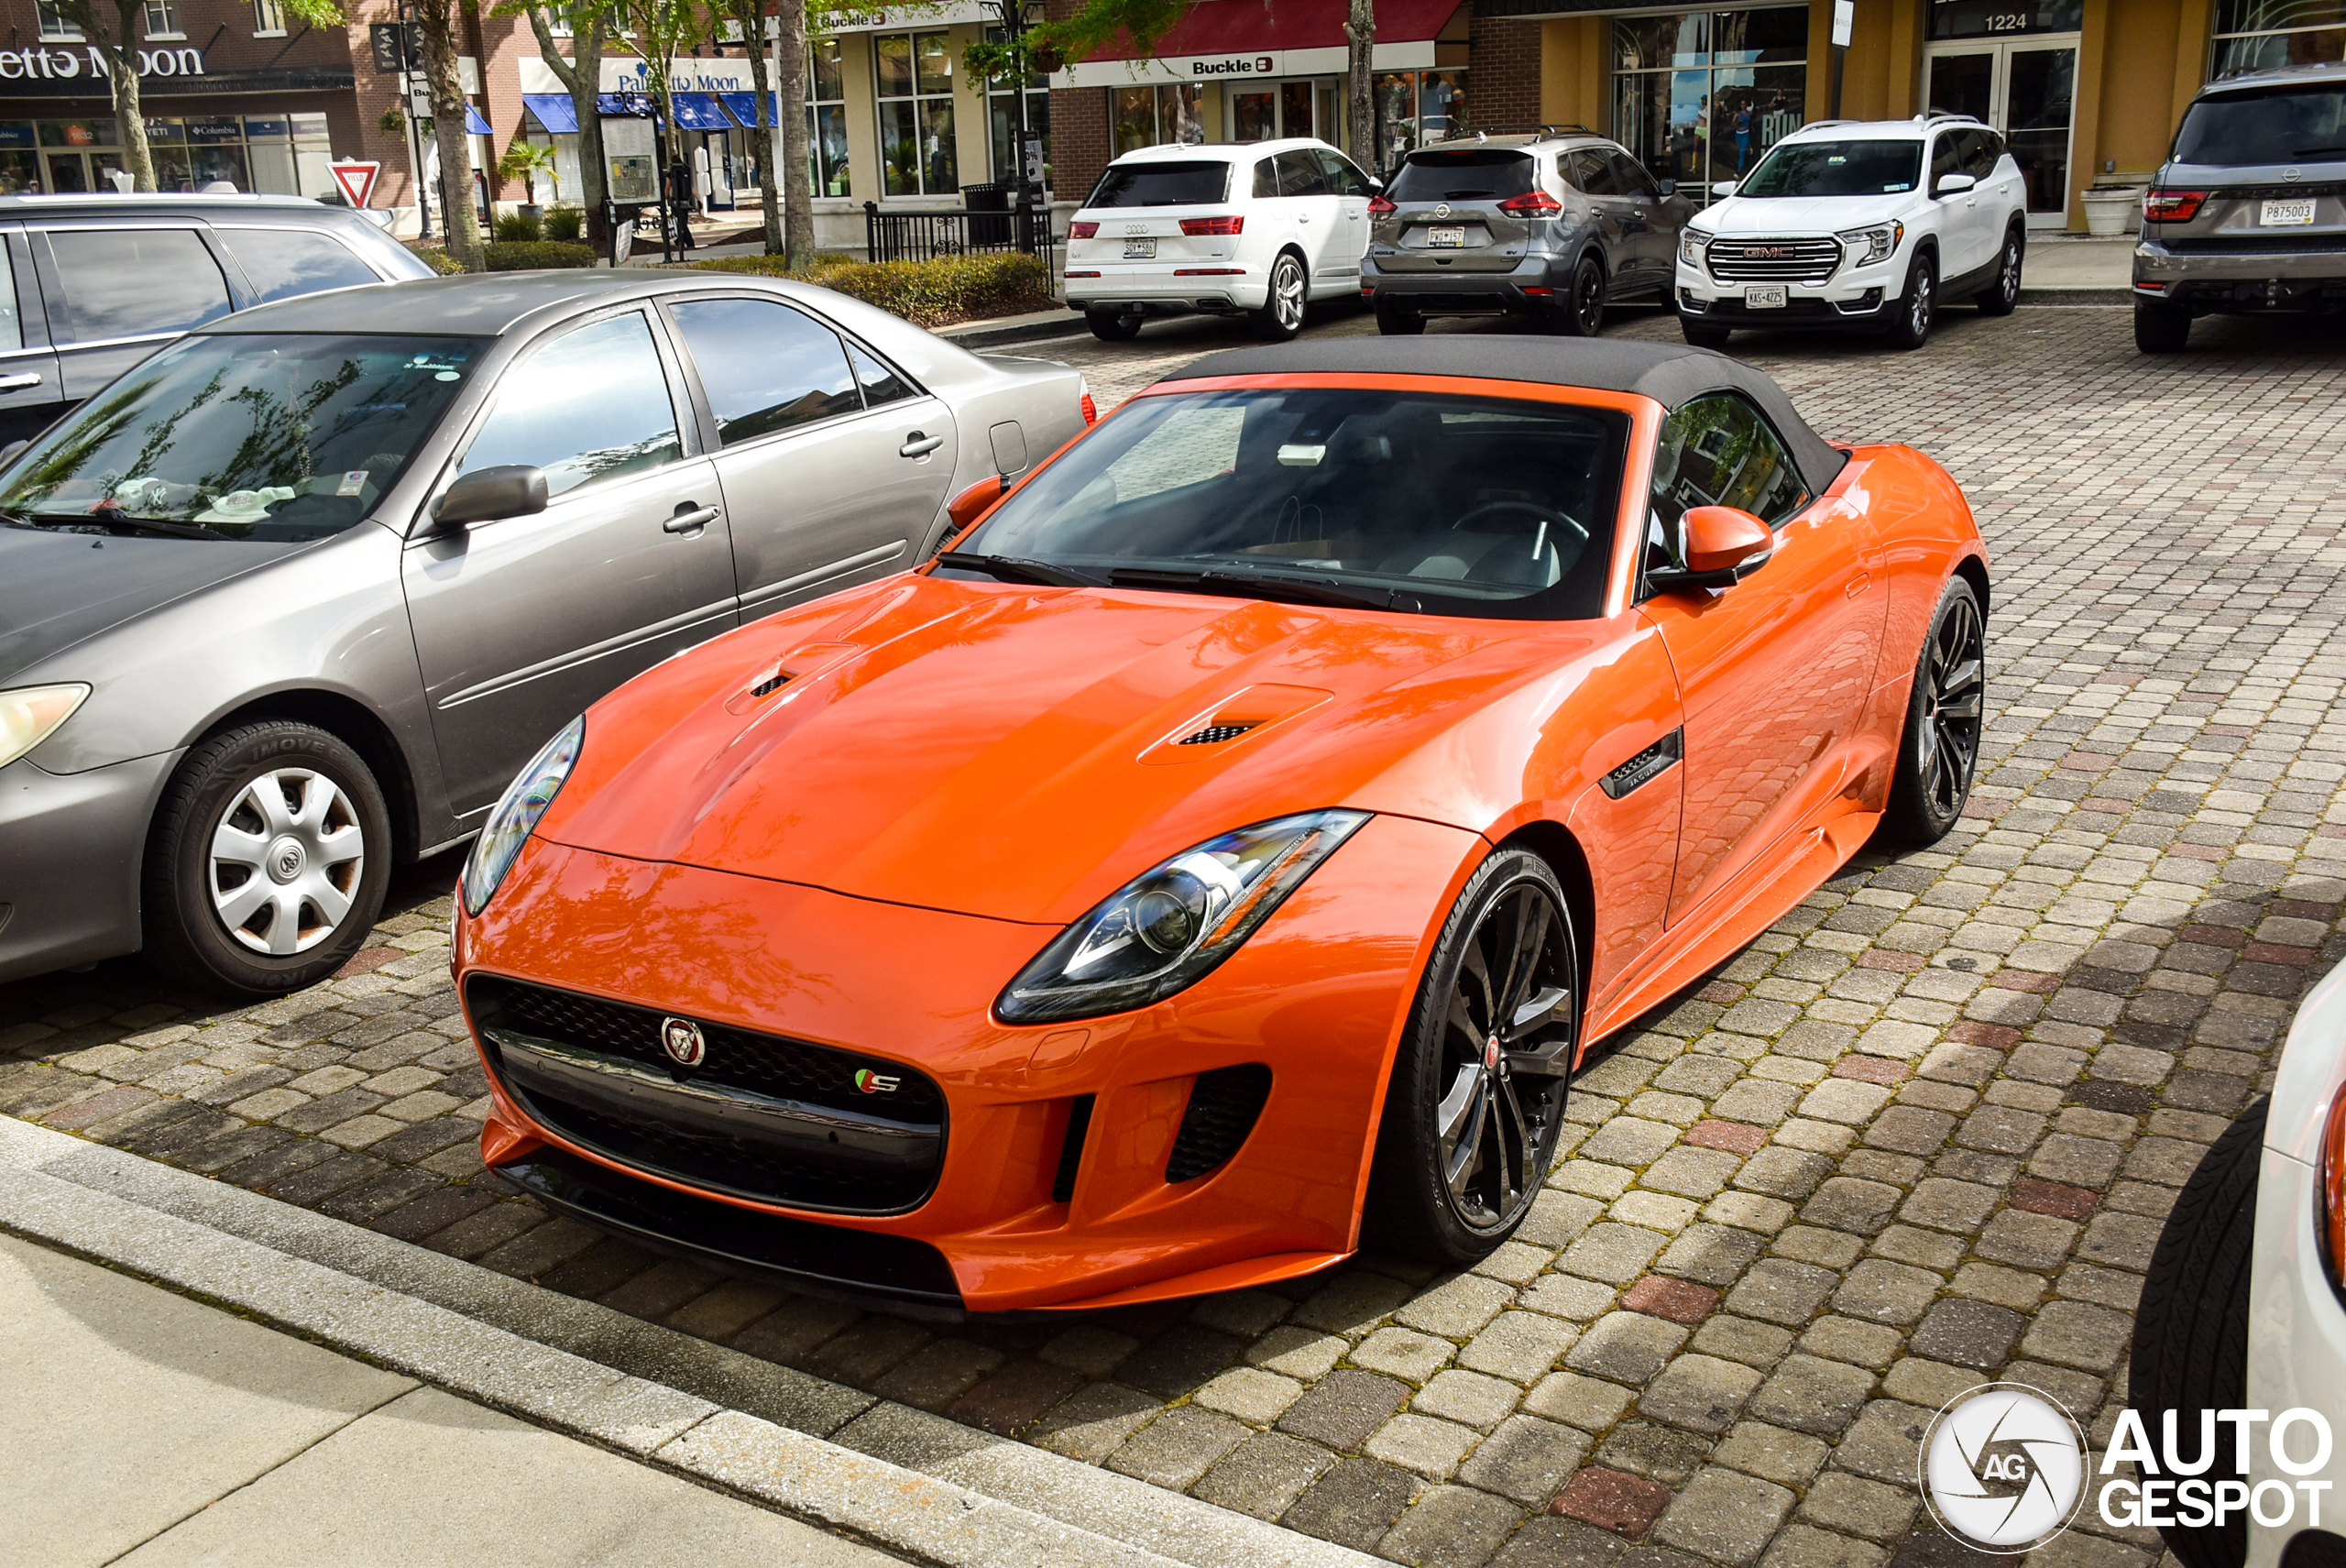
[[1299, 214, 1311, 223], [1845, 570, 1872, 598], [663, 504, 719, 533], [899, 432, 945, 458], [0, 372, 40, 392]]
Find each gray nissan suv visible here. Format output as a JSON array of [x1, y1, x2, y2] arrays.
[[1363, 129, 1694, 336], [0, 270, 1086, 998], [2133, 60, 2346, 353]]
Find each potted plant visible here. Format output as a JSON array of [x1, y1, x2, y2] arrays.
[[497, 140, 558, 221]]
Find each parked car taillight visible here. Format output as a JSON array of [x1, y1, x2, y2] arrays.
[[1496, 191, 1563, 216], [1080, 377, 1097, 426], [1069, 221, 1099, 238], [2144, 188, 2209, 223], [1179, 215, 1244, 236], [1367, 194, 1396, 215], [2323, 1087, 2346, 1289]]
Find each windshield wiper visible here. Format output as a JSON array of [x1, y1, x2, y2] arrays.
[[5, 508, 225, 541], [934, 551, 1105, 588], [1109, 566, 1418, 614], [2291, 145, 2346, 157]]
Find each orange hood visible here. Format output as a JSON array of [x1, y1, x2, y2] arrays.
[[538, 573, 1598, 925]]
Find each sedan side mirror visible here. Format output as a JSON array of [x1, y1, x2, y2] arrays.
[[1648, 505, 1773, 592], [1656, 179, 1677, 197], [431, 464, 548, 532], [1935, 171, 1978, 197]]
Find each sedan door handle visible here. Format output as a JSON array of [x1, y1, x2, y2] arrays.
[[899, 432, 945, 458], [0, 372, 41, 391], [663, 504, 720, 534]]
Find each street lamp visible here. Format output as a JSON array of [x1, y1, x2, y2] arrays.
[[981, 0, 1042, 244]]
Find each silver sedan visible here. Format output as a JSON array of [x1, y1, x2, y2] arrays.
[[0, 270, 1091, 996]]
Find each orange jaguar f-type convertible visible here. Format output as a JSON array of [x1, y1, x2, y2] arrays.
[[452, 338, 1988, 1316]]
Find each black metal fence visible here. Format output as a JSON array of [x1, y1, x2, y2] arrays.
[[862, 202, 1056, 269]]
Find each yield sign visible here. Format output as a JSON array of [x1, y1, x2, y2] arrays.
[[330, 160, 380, 208]]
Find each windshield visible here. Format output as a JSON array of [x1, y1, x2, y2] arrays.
[[1738, 139, 1924, 197], [1086, 160, 1233, 207], [950, 388, 1628, 620], [0, 333, 480, 543], [1388, 150, 1536, 203], [2174, 85, 2346, 165]]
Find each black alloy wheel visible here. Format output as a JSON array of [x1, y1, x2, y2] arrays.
[[1368, 850, 1576, 1266], [1887, 251, 1935, 350], [1086, 310, 1142, 343], [1978, 225, 2023, 316], [1553, 255, 1606, 336], [1883, 576, 1986, 843], [2135, 298, 2192, 354]]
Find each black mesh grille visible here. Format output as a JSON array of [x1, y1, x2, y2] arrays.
[[1177, 722, 1256, 746], [467, 976, 942, 1120], [514, 1089, 927, 1208], [1165, 1065, 1271, 1183]]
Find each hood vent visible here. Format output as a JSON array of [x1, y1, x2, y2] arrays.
[[750, 671, 791, 698], [1177, 721, 1257, 746]]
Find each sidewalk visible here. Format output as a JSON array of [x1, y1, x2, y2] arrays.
[[2017, 232, 2134, 303], [0, 1230, 892, 1568]]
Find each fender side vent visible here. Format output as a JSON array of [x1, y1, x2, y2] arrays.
[[1177, 722, 1257, 746], [1166, 1065, 1272, 1183], [750, 672, 791, 697], [1052, 1094, 1095, 1203]]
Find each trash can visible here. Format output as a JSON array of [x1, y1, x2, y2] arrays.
[[962, 182, 1011, 246]]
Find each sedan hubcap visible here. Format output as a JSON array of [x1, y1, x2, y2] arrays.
[[1435, 882, 1574, 1232], [210, 768, 365, 956], [1915, 597, 1985, 820]]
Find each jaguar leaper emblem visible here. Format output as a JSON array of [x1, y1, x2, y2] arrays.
[[660, 1016, 707, 1068]]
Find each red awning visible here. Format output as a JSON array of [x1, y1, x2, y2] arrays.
[[1084, 0, 1464, 61]]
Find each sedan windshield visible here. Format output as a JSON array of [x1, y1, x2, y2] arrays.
[[0, 333, 481, 543], [949, 388, 1627, 620], [1738, 139, 1924, 197], [2174, 85, 2346, 165], [1085, 160, 1233, 207]]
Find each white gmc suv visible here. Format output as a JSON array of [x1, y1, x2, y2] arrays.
[[1674, 115, 2029, 352]]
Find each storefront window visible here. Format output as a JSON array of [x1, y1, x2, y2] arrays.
[[0, 124, 38, 194], [2211, 0, 2346, 76], [983, 28, 1050, 190], [1372, 71, 1471, 171], [876, 31, 957, 196], [1229, 80, 1332, 142], [1613, 7, 1805, 192], [809, 38, 850, 197], [1111, 82, 1205, 157]]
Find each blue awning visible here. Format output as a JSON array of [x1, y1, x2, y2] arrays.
[[717, 91, 784, 130], [673, 92, 730, 133], [521, 93, 577, 134], [597, 93, 660, 120], [464, 103, 492, 136]]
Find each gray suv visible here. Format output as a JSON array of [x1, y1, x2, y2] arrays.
[[1363, 128, 1694, 336], [2133, 60, 2346, 353]]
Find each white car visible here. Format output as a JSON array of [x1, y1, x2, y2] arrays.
[[1673, 115, 2029, 352], [1062, 137, 1376, 344], [2131, 956, 2345, 1568]]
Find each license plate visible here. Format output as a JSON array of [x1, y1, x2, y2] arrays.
[[1427, 225, 1466, 247], [1744, 285, 1788, 309], [1123, 237, 1156, 258], [2261, 198, 2316, 226]]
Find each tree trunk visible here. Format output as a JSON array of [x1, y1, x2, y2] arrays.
[[105, 0, 154, 191], [775, 2, 813, 269], [417, 0, 482, 269], [1344, 0, 1375, 176], [738, 0, 780, 256]]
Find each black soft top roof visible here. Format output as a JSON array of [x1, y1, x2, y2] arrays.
[[1163, 338, 1847, 494]]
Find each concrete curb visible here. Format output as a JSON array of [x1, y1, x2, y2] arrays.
[[0, 1117, 1372, 1568], [939, 312, 1091, 349]]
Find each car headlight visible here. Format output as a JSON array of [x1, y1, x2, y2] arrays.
[[1680, 227, 1711, 267], [996, 808, 1370, 1025], [462, 716, 583, 916], [0, 684, 90, 770], [1836, 221, 1903, 266]]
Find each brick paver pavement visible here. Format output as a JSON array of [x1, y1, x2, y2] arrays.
[[8, 299, 2346, 1568]]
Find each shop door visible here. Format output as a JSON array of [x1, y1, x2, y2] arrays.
[[1924, 38, 2077, 230]]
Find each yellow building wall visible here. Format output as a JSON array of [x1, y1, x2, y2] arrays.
[[1539, 16, 1606, 129]]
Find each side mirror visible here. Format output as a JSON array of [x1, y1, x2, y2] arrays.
[[1710, 180, 1738, 199], [1656, 179, 1677, 198], [1649, 505, 1773, 592], [933, 472, 1003, 555], [1366, 175, 1385, 193], [1935, 171, 1977, 197], [430, 465, 548, 532]]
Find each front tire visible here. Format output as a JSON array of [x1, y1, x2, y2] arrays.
[[2136, 299, 2191, 354], [1881, 576, 1985, 845], [1977, 225, 2023, 315], [143, 721, 393, 998], [1086, 309, 1142, 343], [1366, 850, 1577, 1267], [2130, 1096, 2264, 1568], [1252, 251, 1309, 341], [1680, 317, 1732, 349], [1886, 251, 1936, 350]]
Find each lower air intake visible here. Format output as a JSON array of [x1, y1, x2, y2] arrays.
[[1165, 1064, 1271, 1183], [1053, 1094, 1094, 1203]]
